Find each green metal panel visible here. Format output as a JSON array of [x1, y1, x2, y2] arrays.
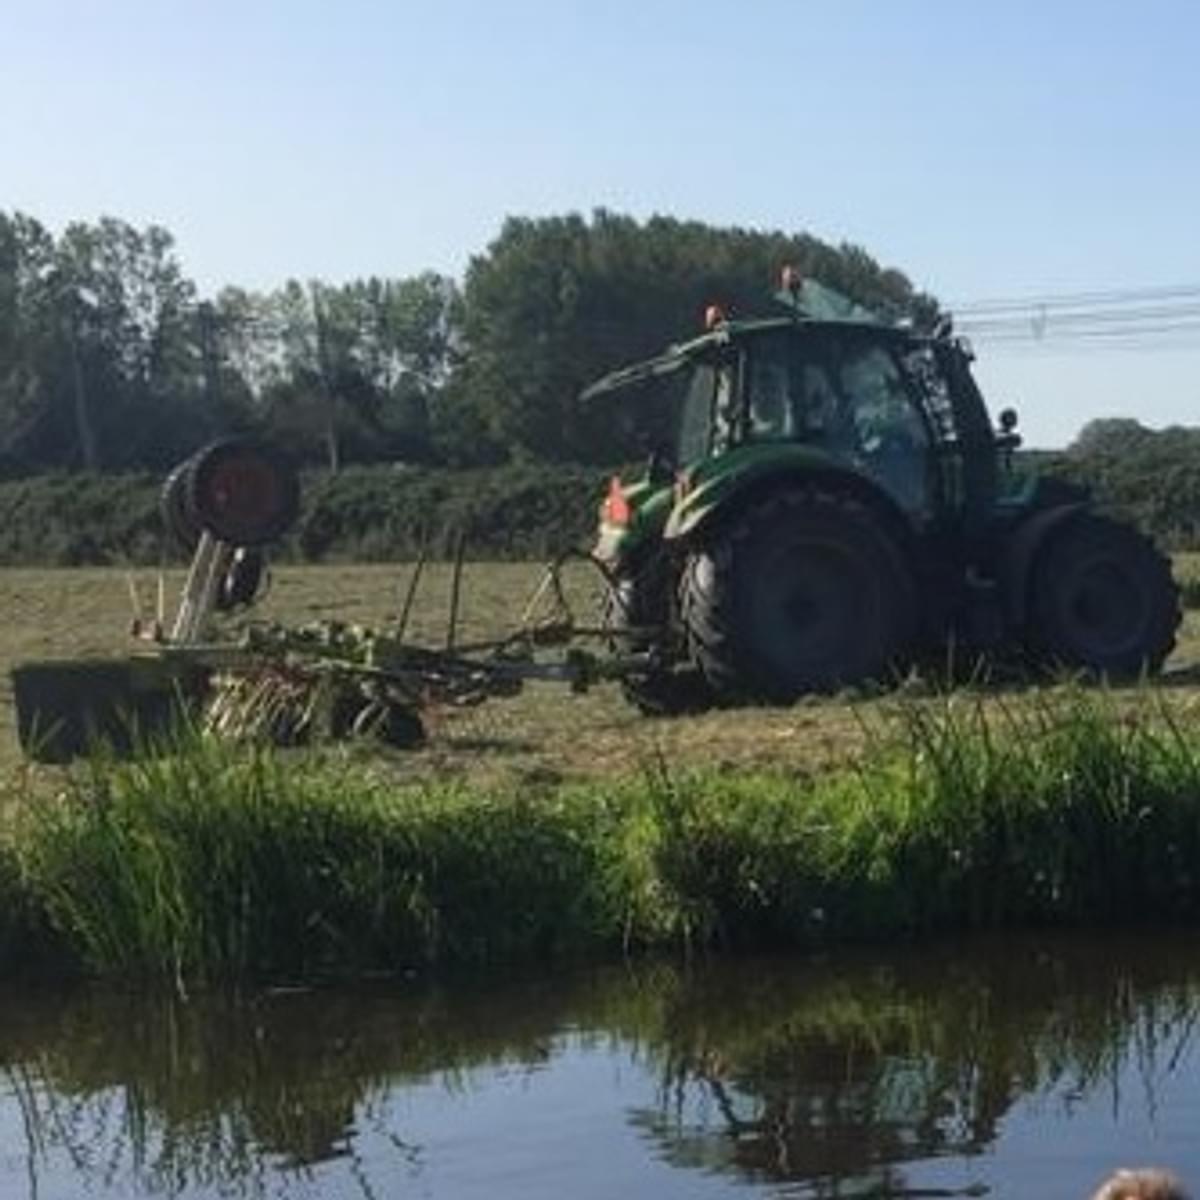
[[663, 443, 871, 541]]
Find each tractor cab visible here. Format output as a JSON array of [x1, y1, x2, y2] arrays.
[[587, 275, 1017, 553], [673, 320, 938, 516]]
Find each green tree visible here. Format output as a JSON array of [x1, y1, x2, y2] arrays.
[[0, 214, 223, 471], [454, 210, 937, 464], [257, 274, 459, 469], [53, 217, 206, 468], [1068, 417, 1154, 458], [0, 212, 59, 471]]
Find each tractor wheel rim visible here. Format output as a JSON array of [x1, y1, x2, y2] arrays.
[[1065, 558, 1147, 654], [751, 541, 873, 676]]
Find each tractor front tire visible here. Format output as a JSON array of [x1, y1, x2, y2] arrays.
[[603, 558, 712, 716], [682, 487, 916, 703], [1028, 513, 1179, 677]]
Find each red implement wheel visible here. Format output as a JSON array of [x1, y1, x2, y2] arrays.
[[183, 438, 299, 547]]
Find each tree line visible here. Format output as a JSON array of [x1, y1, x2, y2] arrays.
[[1050, 418, 1200, 548], [0, 209, 934, 475], [5, 207, 1200, 563], [3, 424, 1199, 569]]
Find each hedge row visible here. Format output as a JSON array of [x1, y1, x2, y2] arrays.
[[0, 464, 610, 566], [0, 453, 1192, 568]]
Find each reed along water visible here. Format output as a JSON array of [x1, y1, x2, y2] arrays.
[[4, 929, 1200, 1199]]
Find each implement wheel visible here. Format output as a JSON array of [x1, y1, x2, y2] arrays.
[[162, 438, 300, 549], [186, 437, 299, 547], [160, 461, 201, 550], [682, 486, 916, 702], [1028, 513, 1179, 676]]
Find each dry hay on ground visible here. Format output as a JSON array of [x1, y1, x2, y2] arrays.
[[0, 560, 1198, 788]]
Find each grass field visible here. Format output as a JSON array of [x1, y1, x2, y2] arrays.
[[5, 558, 1200, 980], [2, 555, 1200, 788]]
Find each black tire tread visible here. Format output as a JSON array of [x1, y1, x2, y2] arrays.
[[620, 669, 712, 717], [160, 461, 201, 551], [1028, 512, 1180, 676], [681, 485, 916, 702]]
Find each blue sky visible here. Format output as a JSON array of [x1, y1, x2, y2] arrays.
[[5, 0, 1200, 446]]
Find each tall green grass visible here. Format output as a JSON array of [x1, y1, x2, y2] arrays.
[[7, 685, 1200, 984]]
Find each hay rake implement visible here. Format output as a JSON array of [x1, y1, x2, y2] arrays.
[[11, 440, 646, 763]]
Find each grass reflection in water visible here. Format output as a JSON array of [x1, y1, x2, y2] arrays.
[[3, 931, 1200, 1198]]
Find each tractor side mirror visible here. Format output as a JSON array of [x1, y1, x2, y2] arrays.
[[996, 407, 1022, 457]]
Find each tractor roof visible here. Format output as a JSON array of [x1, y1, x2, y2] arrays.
[[580, 276, 927, 402], [580, 314, 918, 403]]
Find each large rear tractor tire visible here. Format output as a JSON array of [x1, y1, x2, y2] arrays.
[[682, 487, 917, 703], [1027, 513, 1179, 677]]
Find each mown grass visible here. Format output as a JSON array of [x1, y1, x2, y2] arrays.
[[6, 684, 1200, 984], [1174, 551, 1200, 608], [3, 560, 1200, 788]]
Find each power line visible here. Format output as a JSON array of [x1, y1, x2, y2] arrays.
[[960, 302, 1200, 334], [950, 282, 1200, 315], [949, 281, 1200, 350], [979, 323, 1200, 344], [967, 319, 1200, 342]]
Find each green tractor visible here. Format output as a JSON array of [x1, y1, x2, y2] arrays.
[[588, 271, 1180, 711]]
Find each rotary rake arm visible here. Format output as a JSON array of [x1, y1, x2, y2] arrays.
[[194, 547, 650, 745]]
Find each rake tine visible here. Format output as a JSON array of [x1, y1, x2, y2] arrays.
[[446, 527, 468, 653], [394, 527, 429, 642]]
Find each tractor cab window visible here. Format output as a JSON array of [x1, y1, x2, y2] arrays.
[[676, 364, 713, 465], [745, 333, 910, 467], [747, 353, 794, 439], [712, 359, 738, 454], [745, 336, 789, 440], [797, 362, 860, 454], [676, 359, 736, 464], [834, 341, 931, 512], [746, 334, 854, 449], [902, 346, 953, 440]]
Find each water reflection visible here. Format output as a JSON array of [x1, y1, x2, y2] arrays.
[[632, 933, 1200, 1196], [2, 930, 1200, 1198]]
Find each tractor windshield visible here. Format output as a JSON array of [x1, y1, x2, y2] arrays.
[[746, 336, 856, 452]]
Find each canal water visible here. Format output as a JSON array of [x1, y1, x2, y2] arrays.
[[3, 929, 1200, 1198]]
